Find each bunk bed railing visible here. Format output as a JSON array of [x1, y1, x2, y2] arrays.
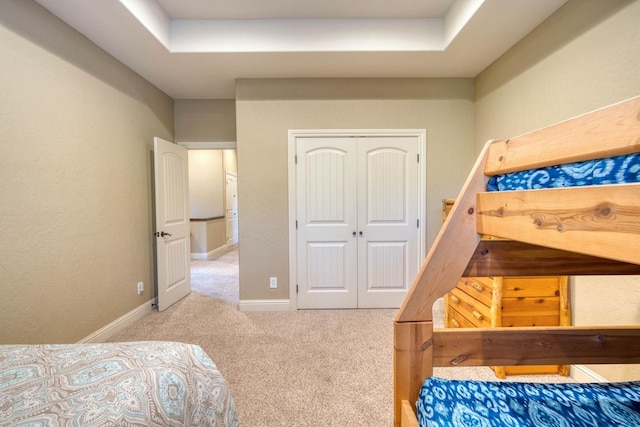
[[477, 184, 640, 264], [484, 97, 640, 175], [464, 240, 640, 276], [433, 327, 640, 368]]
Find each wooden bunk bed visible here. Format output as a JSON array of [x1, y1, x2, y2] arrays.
[[394, 96, 640, 426]]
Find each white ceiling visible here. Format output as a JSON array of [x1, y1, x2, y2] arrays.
[[34, 0, 567, 99]]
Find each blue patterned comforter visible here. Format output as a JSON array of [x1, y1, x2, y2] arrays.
[[417, 377, 640, 427], [0, 341, 238, 426], [487, 153, 640, 191]]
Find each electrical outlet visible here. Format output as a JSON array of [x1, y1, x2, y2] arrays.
[[137, 281, 144, 295], [269, 277, 277, 289]]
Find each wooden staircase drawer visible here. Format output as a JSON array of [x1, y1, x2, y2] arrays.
[[457, 277, 493, 306], [449, 288, 491, 327], [447, 306, 488, 328], [501, 296, 560, 317], [501, 276, 561, 298]]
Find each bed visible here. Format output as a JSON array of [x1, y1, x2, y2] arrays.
[[394, 95, 640, 427], [0, 341, 238, 426]]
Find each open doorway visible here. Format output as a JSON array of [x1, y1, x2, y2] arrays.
[[185, 146, 239, 305]]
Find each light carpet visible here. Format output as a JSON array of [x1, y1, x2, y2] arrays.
[[108, 246, 574, 426]]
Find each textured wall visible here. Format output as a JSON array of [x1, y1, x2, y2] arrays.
[[188, 150, 224, 218], [474, 0, 640, 381], [174, 99, 236, 142], [0, 1, 173, 343], [235, 79, 475, 302], [189, 219, 226, 254]]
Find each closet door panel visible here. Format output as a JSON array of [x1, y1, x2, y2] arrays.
[[357, 136, 419, 308]]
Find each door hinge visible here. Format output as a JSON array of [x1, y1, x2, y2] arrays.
[[295, 155, 297, 164], [296, 285, 299, 294], [417, 219, 420, 228], [417, 153, 420, 163], [296, 220, 298, 229]]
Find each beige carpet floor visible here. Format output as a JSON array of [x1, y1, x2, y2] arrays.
[[108, 246, 574, 426]]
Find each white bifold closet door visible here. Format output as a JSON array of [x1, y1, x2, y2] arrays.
[[296, 135, 420, 309]]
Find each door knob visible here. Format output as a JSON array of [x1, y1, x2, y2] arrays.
[[156, 231, 172, 237], [353, 231, 356, 237], [359, 231, 363, 236]]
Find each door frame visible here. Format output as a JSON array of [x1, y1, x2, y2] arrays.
[[287, 129, 427, 310]]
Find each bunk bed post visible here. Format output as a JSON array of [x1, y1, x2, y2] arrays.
[[394, 321, 432, 427]]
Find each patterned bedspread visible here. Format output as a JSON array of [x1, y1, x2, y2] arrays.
[[0, 341, 238, 426], [417, 377, 640, 427], [487, 152, 640, 191]]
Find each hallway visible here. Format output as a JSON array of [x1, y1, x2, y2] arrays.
[[190, 246, 239, 305]]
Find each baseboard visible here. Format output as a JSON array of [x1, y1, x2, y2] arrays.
[[571, 364, 608, 383], [78, 298, 156, 343], [191, 244, 228, 260], [238, 299, 290, 312]]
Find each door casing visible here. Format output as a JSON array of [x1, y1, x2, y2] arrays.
[[287, 129, 427, 310]]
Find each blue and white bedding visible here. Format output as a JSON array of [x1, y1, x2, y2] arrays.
[[0, 341, 239, 426], [417, 377, 640, 427], [487, 153, 640, 191]]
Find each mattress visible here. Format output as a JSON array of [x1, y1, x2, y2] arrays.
[[417, 377, 640, 427], [0, 341, 238, 426], [487, 152, 640, 191]]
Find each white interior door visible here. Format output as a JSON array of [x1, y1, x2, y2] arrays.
[[293, 132, 422, 309], [296, 137, 358, 309], [225, 171, 239, 246], [357, 137, 419, 308], [154, 137, 191, 311]]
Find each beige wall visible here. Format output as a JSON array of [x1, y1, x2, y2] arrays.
[[174, 99, 236, 142], [236, 78, 475, 301], [189, 150, 224, 218], [474, 0, 640, 381], [223, 149, 238, 174], [190, 219, 227, 255], [0, 1, 173, 343]]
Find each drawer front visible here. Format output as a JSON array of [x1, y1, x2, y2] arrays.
[[449, 288, 491, 327], [502, 276, 561, 298], [457, 277, 493, 307], [503, 365, 564, 376], [502, 315, 560, 327], [447, 306, 481, 328], [501, 296, 560, 317]]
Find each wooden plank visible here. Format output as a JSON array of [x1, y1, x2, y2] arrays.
[[501, 296, 560, 316], [476, 184, 640, 265], [502, 277, 560, 298], [501, 315, 559, 327], [484, 95, 640, 175], [395, 140, 494, 323], [463, 240, 640, 276], [432, 326, 640, 367], [558, 276, 571, 377], [394, 321, 433, 427], [502, 365, 562, 376], [400, 401, 420, 427]]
